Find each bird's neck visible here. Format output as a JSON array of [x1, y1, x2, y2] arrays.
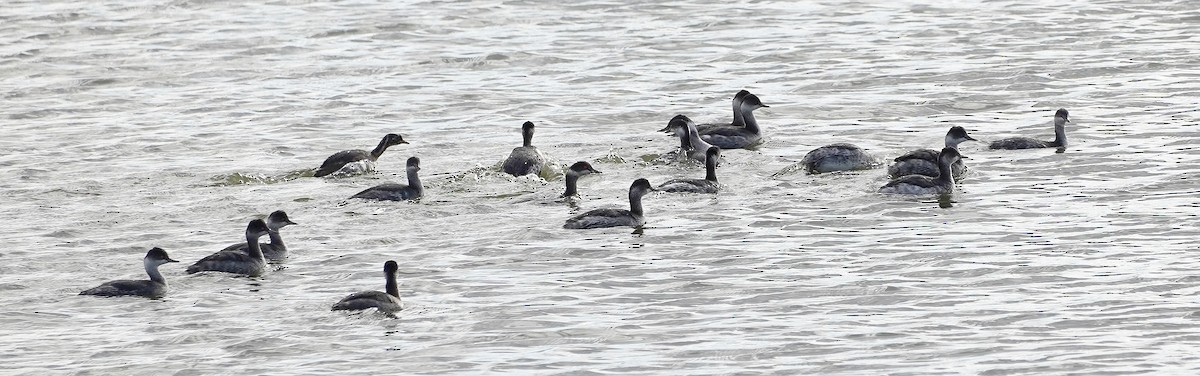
[[740, 107, 760, 134], [144, 259, 166, 284], [385, 272, 399, 298], [563, 173, 580, 197], [1051, 121, 1067, 147], [629, 192, 643, 216], [937, 159, 955, 185], [407, 169, 422, 190], [369, 138, 393, 160], [245, 232, 264, 260]]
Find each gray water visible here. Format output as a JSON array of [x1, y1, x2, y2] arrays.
[[3, 0, 1200, 374]]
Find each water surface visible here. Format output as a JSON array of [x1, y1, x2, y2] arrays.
[[2, 0, 1199, 374]]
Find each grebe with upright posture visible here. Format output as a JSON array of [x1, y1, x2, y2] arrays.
[[562, 161, 602, 198], [879, 148, 964, 195], [888, 126, 977, 178], [221, 210, 297, 262], [80, 247, 178, 298], [351, 157, 424, 201], [502, 121, 547, 177], [663, 115, 717, 165], [659, 90, 751, 134], [564, 179, 656, 229], [698, 93, 769, 149], [332, 260, 404, 313], [658, 147, 720, 194], [186, 219, 272, 277], [988, 108, 1070, 150]]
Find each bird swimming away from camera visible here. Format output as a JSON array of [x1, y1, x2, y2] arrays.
[[502, 121, 547, 177], [351, 157, 424, 201], [332, 260, 404, 313], [658, 147, 721, 194]]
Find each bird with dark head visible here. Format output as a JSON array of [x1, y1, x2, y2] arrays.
[[313, 133, 409, 177]]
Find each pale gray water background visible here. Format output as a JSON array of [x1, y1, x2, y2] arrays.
[[2, 0, 1199, 374]]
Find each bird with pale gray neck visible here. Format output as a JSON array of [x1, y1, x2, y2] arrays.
[[220, 210, 297, 262], [699, 93, 768, 149], [879, 147, 965, 195], [888, 126, 977, 178], [81, 247, 178, 298]]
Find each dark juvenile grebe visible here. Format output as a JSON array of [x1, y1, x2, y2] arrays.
[[988, 108, 1070, 150], [221, 210, 297, 262], [186, 219, 271, 277], [351, 157, 424, 201], [332, 260, 403, 313], [879, 148, 964, 195], [564, 179, 656, 229], [658, 147, 720, 194], [699, 94, 768, 149], [888, 126, 976, 178], [502, 121, 548, 177]]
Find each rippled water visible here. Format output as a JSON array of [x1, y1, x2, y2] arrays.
[[3, 0, 1200, 374]]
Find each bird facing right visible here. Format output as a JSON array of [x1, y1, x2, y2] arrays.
[[658, 146, 720, 194], [698, 94, 768, 149], [186, 219, 272, 277], [80, 247, 179, 298], [879, 147, 964, 195], [888, 126, 977, 178], [351, 157, 424, 201], [564, 178, 656, 229], [221, 210, 297, 262], [313, 133, 408, 177], [988, 108, 1070, 150]]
